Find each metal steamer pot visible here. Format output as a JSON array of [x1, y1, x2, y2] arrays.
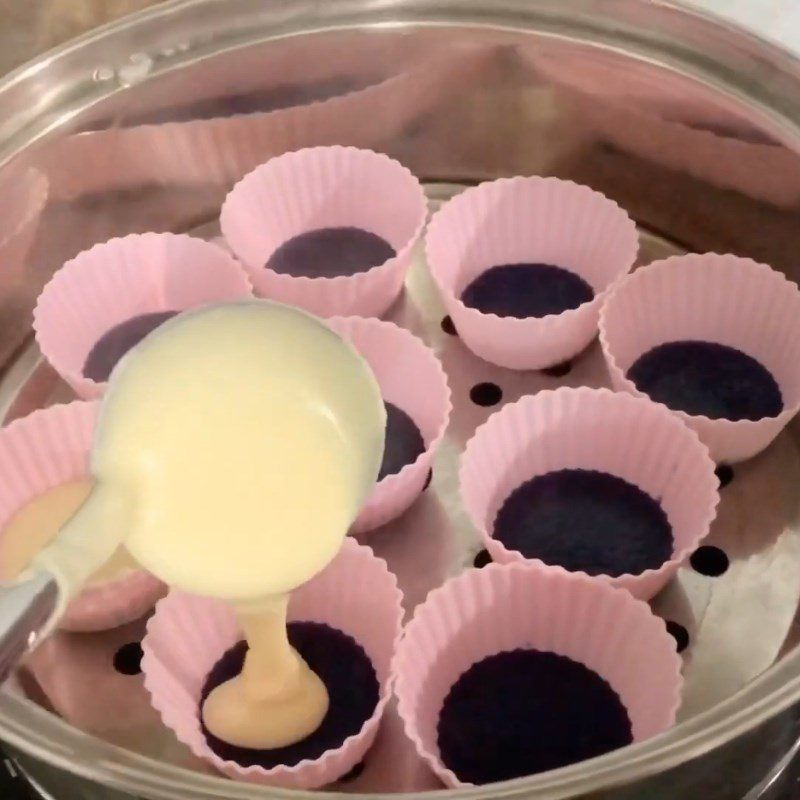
[[1, 1, 800, 798]]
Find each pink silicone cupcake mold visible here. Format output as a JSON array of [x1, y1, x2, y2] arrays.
[[425, 176, 639, 370], [27, 41, 472, 201], [599, 253, 800, 464], [530, 48, 800, 208], [142, 538, 403, 789], [327, 316, 451, 533], [33, 233, 253, 400], [393, 562, 683, 788], [531, 45, 745, 126], [220, 146, 427, 318], [460, 387, 719, 600], [0, 401, 165, 632], [577, 99, 800, 209]]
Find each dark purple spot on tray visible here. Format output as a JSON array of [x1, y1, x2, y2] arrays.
[[113, 642, 144, 676], [665, 621, 690, 653], [470, 382, 502, 407], [441, 315, 457, 336], [715, 465, 734, 488], [542, 360, 573, 378], [690, 545, 729, 577]]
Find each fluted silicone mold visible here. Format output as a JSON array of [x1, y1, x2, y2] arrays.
[[600, 253, 800, 463], [220, 146, 427, 317], [27, 42, 475, 201], [33, 233, 253, 399], [393, 563, 683, 787], [0, 401, 164, 632], [141, 539, 403, 789], [460, 387, 719, 600], [581, 101, 800, 208], [529, 48, 800, 207], [327, 316, 451, 533], [425, 176, 639, 369]]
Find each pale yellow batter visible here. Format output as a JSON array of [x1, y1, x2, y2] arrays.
[[203, 596, 330, 749], [0, 479, 135, 584], [32, 300, 385, 750]]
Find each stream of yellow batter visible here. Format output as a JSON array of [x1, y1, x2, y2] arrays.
[[204, 596, 330, 749], [30, 301, 385, 749]]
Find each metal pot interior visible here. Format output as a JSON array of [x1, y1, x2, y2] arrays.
[[1, 2, 800, 798]]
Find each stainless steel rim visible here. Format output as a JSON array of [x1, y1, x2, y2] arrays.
[[1, 1, 800, 798]]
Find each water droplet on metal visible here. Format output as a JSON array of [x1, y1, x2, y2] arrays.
[[92, 66, 115, 82], [118, 53, 153, 86]]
